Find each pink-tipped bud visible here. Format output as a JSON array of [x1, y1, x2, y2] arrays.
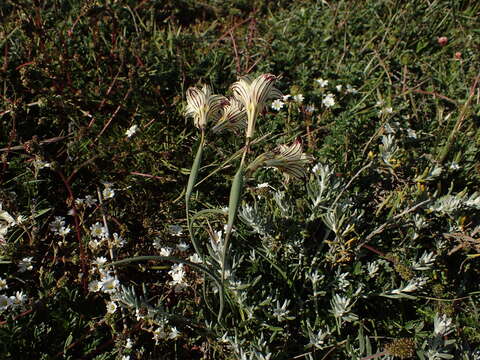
[[437, 36, 448, 47], [454, 52, 462, 59]]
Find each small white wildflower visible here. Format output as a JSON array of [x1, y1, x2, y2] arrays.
[[125, 338, 133, 349], [160, 247, 173, 257], [58, 226, 71, 236], [102, 187, 115, 200], [346, 84, 358, 93], [121, 356, 130, 360], [18, 257, 33, 272], [93, 256, 108, 267], [407, 128, 417, 139], [135, 308, 147, 321], [322, 93, 335, 108], [168, 224, 183, 237], [88, 280, 101, 292], [176, 242, 189, 251], [293, 94, 304, 103], [282, 94, 291, 102], [189, 253, 202, 263], [99, 276, 119, 294], [88, 239, 102, 250], [49, 216, 66, 234], [112, 233, 126, 248], [0, 294, 11, 310], [434, 313, 453, 336], [169, 327, 181, 340], [90, 222, 108, 239], [10, 291, 27, 308], [311, 163, 322, 175], [315, 78, 328, 87], [169, 264, 185, 284], [375, 100, 385, 107], [125, 124, 138, 138], [449, 162, 460, 170], [169, 264, 187, 292], [153, 326, 168, 344], [0, 277, 7, 290], [106, 301, 118, 314], [271, 99, 285, 111], [335, 84, 342, 92]]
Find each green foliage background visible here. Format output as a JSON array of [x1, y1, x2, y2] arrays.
[[1, 0, 479, 359]]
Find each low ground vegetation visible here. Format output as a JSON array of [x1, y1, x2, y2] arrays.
[[0, 1, 479, 359]]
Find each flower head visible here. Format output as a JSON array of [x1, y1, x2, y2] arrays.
[[212, 98, 247, 133], [231, 74, 282, 139], [315, 78, 329, 87], [185, 85, 225, 130], [322, 93, 335, 108], [248, 140, 312, 182], [106, 301, 118, 314], [125, 124, 138, 138], [271, 99, 285, 111], [293, 94, 304, 103]]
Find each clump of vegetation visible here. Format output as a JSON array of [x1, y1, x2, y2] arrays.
[[1, 0, 479, 359]]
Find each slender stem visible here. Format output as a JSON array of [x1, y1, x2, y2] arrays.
[[220, 138, 250, 287], [186, 130, 205, 257]]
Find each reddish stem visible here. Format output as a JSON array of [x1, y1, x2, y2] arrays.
[[56, 170, 88, 292]]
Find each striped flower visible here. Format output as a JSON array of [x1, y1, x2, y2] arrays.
[[231, 74, 282, 139], [248, 140, 312, 181], [185, 85, 225, 130], [212, 98, 247, 134]]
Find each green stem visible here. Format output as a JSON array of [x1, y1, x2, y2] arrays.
[[186, 130, 205, 257]]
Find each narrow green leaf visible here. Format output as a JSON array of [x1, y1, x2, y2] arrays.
[[226, 166, 244, 235], [185, 136, 204, 203]]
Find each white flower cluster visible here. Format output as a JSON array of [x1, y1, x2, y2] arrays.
[[270, 93, 305, 111], [88, 258, 120, 295], [0, 203, 17, 243], [18, 257, 33, 273], [125, 124, 138, 138], [168, 263, 187, 293], [75, 195, 97, 208], [102, 183, 115, 200], [49, 216, 71, 237], [0, 290, 27, 312], [152, 323, 181, 344]]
